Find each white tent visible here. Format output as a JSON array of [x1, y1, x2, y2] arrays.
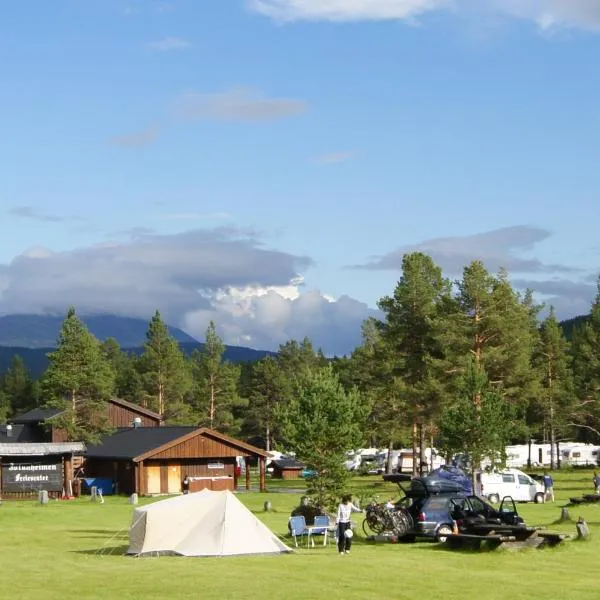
[[127, 489, 291, 557]]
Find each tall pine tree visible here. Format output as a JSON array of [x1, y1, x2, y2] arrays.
[[191, 321, 242, 433], [0, 355, 37, 419], [42, 307, 115, 442], [138, 310, 192, 421]]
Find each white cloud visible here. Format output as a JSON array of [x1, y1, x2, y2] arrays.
[[109, 127, 158, 148], [249, 0, 450, 22], [314, 152, 355, 165], [146, 37, 193, 51], [0, 229, 374, 355], [354, 226, 581, 275], [249, 0, 600, 31], [175, 88, 308, 122], [158, 212, 233, 221]]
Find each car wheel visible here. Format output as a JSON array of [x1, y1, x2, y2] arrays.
[[436, 524, 453, 543], [534, 492, 545, 504], [488, 494, 500, 504]]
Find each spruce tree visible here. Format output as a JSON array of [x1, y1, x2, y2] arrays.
[[42, 307, 115, 442]]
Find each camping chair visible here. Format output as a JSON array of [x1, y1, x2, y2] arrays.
[[308, 515, 334, 547], [289, 515, 310, 547]]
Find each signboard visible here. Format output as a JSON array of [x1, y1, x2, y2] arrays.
[[207, 462, 224, 470], [1, 458, 63, 493]]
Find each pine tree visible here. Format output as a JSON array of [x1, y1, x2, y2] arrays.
[[101, 338, 144, 404], [244, 356, 289, 450], [279, 365, 366, 508], [454, 263, 539, 434], [571, 278, 600, 440], [532, 308, 574, 467], [191, 321, 242, 432], [376, 252, 453, 474], [138, 310, 192, 420], [0, 355, 36, 418], [42, 307, 115, 442], [439, 361, 513, 481]]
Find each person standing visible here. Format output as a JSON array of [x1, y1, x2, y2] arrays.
[[543, 471, 554, 502], [182, 474, 190, 494], [593, 472, 600, 495], [336, 494, 362, 554]]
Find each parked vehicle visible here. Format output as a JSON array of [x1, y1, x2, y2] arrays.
[[378, 471, 521, 542], [478, 468, 545, 504]]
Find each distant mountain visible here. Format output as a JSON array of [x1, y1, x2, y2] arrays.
[[0, 314, 276, 378], [0, 314, 197, 348]]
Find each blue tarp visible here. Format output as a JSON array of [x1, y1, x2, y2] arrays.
[[423, 466, 473, 495], [83, 477, 115, 495]]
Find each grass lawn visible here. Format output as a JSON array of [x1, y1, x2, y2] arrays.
[[2, 470, 599, 600]]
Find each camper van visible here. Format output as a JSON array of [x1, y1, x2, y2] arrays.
[[478, 468, 546, 504]]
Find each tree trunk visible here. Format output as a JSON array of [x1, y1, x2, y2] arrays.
[[71, 389, 76, 424], [158, 381, 164, 418], [209, 376, 216, 429], [265, 422, 271, 452], [411, 421, 418, 476], [419, 422, 426, 476], [550, 404, 556, 470], [386, 438, 394, 474]]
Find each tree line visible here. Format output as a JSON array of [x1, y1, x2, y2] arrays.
[[1, 253, 600, 499]]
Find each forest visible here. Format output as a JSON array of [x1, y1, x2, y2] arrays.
[[1, 252, 600, 476]]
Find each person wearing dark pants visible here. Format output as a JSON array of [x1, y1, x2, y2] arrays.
[[336, 494, 362, 554]]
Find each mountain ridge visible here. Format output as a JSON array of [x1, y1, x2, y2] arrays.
[[0, 314, 275, 377]]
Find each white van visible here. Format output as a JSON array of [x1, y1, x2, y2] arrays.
[[478, 468, 546, 504]]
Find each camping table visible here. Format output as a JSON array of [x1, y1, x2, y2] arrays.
[[463, 523, 537, 541], [306, 525, 336, 547]]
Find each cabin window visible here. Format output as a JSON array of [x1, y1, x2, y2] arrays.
[[502, 474, 515, 483], [573, 452, 581, 458], [518, 475, 531, 485]]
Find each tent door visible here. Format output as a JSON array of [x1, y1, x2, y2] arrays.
[[146, 466, 161, 494], [168, 464, 181, 494]]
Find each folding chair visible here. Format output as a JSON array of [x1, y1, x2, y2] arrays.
[[289, 515, 310, 547], [310, 515, 334, 547]]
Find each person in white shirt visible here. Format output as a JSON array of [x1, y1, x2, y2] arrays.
[[336, 494, 363, 554]]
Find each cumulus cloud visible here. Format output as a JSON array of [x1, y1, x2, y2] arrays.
[[249, 0, 600, 31], [0, 229, 374, 355], [175, 88, 308, 122], [354, 226, 581, 276]]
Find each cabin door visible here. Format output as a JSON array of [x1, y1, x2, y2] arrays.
[[167, 464, 181, 494], [146, 466, 161, 494]]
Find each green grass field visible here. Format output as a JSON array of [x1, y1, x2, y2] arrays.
[[2, 470, 599, 600]]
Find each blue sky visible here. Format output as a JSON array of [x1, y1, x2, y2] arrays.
[[1, 0, 600, 354]]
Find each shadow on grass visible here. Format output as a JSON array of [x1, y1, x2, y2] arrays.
[[72, 544, 129, 556], [68, 529, 128, 540]]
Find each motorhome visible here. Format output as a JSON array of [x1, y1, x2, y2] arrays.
[[478, 468, 546, 504]]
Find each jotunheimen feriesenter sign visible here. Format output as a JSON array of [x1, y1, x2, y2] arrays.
[[2, 459, 63, 492]]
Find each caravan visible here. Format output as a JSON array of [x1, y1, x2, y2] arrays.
[[478, 468, 546, 504]]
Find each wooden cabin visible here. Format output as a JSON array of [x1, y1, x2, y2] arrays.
[[85, 427, 269, 496], [271, 458, 305, 480], [9, 397, 163, 443]]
